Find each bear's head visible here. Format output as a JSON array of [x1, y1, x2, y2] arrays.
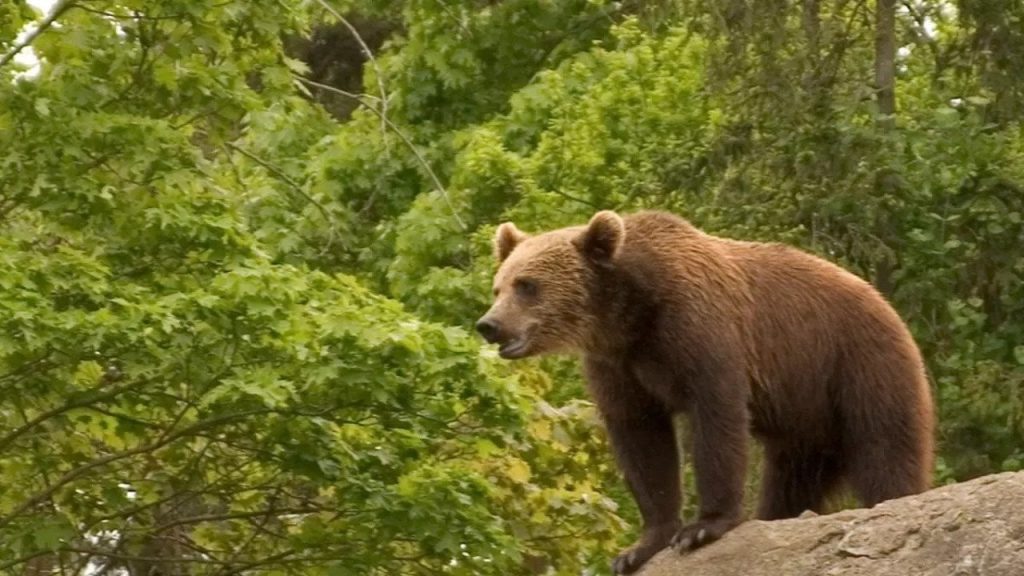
[[476, 211, 625, 359]]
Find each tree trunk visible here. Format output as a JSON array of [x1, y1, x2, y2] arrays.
[[802, 0, 820, 62], [874, 0, 896, 120], [873, 0, 897, 294]]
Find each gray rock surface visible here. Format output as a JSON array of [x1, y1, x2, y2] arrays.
[[636, 471, 1024, 576]]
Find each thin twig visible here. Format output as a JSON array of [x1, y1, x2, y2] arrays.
[[223, 142, 340, 249], [0, 0, 77, 69], [297, 77, 467, 230], [55, 548, 233, 566], [0, 378, 151, 453], [312, 0, 390, 152], [75, 1, 234, 21], [149, 506, 328, 535], [0, 550, 54, 574], [0, 409, 271, 528], [214, 550, 297, 576]]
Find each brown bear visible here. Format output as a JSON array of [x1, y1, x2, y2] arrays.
[[476, 210, 934, 574]]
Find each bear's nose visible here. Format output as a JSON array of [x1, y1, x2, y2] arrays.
[[475, 318, 501, 343]]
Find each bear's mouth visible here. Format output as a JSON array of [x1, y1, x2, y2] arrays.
[[498, 337, 531, 359]]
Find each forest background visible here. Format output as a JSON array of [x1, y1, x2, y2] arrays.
[[1, 0, 1022, 574]]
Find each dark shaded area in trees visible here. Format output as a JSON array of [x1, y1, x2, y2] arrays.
[[284, 14, 399, 119]]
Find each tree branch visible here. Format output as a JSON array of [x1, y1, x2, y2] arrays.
[[0, 378, 150, 454], [296, 77, 467, 230], [0, 0, 77, 70], [223, 142, 340, 249], [312, 0, 391, 151], [0, 408, 271, 528], [148, 506, 331, 534]]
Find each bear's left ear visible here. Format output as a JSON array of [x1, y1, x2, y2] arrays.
[[573, 210, 625, 265], [494, 222, 528, 263]]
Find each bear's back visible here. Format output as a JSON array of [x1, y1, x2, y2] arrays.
[[614, 211, 926, 441]]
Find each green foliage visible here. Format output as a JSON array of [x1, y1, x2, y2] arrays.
[[0, 1, 623, 573], [378, 0, 623, 128], [388, 22, 713, 322], [0, 2, 35, 49]]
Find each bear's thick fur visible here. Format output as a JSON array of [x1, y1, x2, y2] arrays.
[[476, 210, 935, 574]]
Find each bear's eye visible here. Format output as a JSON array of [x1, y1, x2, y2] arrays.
[[514, 278, 539, 299]]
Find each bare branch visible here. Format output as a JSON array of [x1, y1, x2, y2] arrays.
[[0, 548, 349, 573], [0, 409, 271, 528], [312, 0, 391, 150], [0, 0, 77, 70], [148, 506, 331, 534], [75, 2, 235, 21], [59, 548, 232, 566], [214, 551, 298, 576], [297, 77, 467, 230], [223, 142, 340, 249], [0, 378, 151, 454], [0, 550, 53, 574]]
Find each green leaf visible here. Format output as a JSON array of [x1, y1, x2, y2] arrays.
[[32, 517, 75, 550], [72, 361, 104, 388]]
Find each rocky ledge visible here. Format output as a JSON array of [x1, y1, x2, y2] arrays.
[[636, 471, 1024, 576]]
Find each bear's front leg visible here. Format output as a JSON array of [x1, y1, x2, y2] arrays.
[[601, 409, 682, 574], [671, 377, 749, 553], [584, 358, 685, 573], [612, 519, 680, 574]]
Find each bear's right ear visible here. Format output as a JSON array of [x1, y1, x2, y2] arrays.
[[573, 210, 625, 265], [494, 222, 527, 263]]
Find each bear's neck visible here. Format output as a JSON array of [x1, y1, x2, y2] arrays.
[[584, 265, 657, 356]]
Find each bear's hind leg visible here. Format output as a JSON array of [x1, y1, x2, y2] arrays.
[[845, 437, 930, 507], [756, 443, 841, 520], [840, 357, 934, 507]]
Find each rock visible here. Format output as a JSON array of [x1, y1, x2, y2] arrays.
[[635, 471, 1024, 576]]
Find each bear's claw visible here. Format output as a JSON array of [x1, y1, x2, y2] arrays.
[[670, 518, 738, 553], [611, 521, 680, 574], [611, 549, 638, 574]]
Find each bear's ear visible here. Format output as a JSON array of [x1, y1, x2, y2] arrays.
[[494, 222, 528, 263], [574, 210, 625, 265]]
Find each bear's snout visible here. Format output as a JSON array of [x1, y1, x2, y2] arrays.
[[475, 318, 502, 344]]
